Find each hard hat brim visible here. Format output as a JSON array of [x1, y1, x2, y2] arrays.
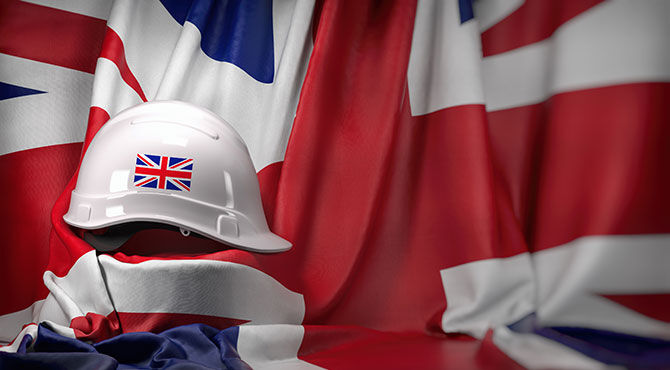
[[64, 191, 292, 253]]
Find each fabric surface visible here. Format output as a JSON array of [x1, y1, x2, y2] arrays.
[[0, 324, 249, 370], [1, 0, 669, 368]]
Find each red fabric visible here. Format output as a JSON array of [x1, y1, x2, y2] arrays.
[[0, 2, 105, 314], [481, 0, 605, 57], [0, 0, 105, 73], [115, 313, 248, 335], [299, 326, 523, 369], [257, 161, 283, 227], [529, 83, 670, 251], [488, 83, 670, 252], [98, 28, 148, 102], [70, 312, 121, 341], [600, 294, 670, 323], [267, 0, 525, 331], [0, 143, 81, 315], [272, 0, 452, 328]]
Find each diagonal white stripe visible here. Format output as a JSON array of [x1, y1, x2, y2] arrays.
[[474, 0, 524, 32], [90, 57, 144, 118], [440, 234, 670, 340], [107, 0, 315, 171], [0, 251, 113, 346], [534, 234, 670, 339], [409, 0, 670, 115], [440, 252, 535, 339], [237, 325, 324, 370], [0, 324, 39, 352], [0, 301, 43, 344], [98, 256, 305, 325], [493, 325, 608, 369], [482, 0, 670, 111], [22, 0, 112, 20], [0, 54, 92, 156], [38, 251, 116, 327], [408, 0, 485, 116]]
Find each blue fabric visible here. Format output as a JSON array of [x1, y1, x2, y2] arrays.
[[160, 0, 275, 83], [458, 0, 474, 24], [509, 314, 670, 369], [546, 327, 670, 369], [0, 81, 45, 100], [0, 324, 251, 369]]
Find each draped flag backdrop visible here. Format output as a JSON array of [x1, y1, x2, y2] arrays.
[[1, 0, 669, 368]]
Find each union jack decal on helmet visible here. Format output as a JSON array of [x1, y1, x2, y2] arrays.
[[133, 154, 193, 191]]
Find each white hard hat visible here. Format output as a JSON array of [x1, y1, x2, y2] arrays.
[[64, 100, 291, 253]]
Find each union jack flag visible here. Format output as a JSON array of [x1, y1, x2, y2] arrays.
[[133, 153, 193, 192]]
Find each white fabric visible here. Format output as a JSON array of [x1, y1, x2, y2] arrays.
[[534, 234, 670, 339], [440, 234, 670, 341], [98, 255, 305, 324], [36, 251, 115, 338], [0, 301, 43, 344], [237, 325, 323, 370], [474, 0, 524, 32], [0, 53, 91, 156], [408, 0, 485, 116], [492, 326, 610, 370], [440, 252, 535, 339], [105, 0, 315, 171], [23, 0, 112, 20], [0, 324, 38, 352], [482, 0, 670, 111], [409, 0, 670, 116], [1, 252, 306, 351], [90, 58, 143, 117]]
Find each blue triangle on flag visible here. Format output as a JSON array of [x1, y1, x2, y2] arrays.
[[458, 0, 475, 24], [0, 82, 46, 101], [169, 157, 186, 166], [166, 181, 180, 191], [143, 179, 158, 189], [145, 154, 161, 166], [159, 0, 275, 83]]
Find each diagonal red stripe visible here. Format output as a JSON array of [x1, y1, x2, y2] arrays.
[[116, 312, 249, 335], [0, 0, 106, 74], [99, 27, 148, 102], [136, 154, 151, 166], [601, 294, 670, 323], [481, 0, 605, 57], [173, 179, 190, 191], [136, 176, 157, 187]]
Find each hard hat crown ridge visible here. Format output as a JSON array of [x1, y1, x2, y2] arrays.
[[64, 100, 291, 253]]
